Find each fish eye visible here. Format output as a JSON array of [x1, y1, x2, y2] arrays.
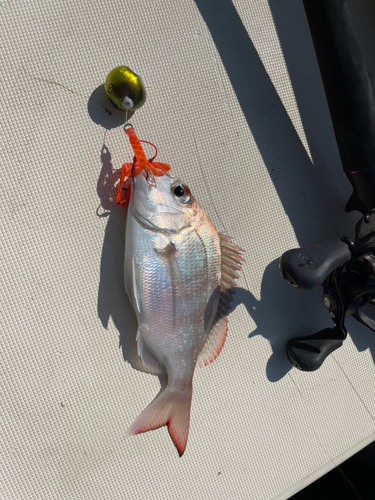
[[171, 181, 191, 204], [174, 186, 184, 197]]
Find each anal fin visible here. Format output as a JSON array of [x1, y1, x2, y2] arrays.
[[197, 316, 228, 368]]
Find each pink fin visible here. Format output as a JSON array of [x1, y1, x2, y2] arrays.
[[197, 233, 245, 368], [197, 316, 228, 368], [126, 386, 192, 457], [219, 232, 245, 295]]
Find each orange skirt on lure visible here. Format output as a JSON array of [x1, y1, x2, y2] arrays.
[[116, 126, 171, 206]]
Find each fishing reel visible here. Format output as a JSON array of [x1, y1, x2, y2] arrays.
[[279, 209, 375, 371]]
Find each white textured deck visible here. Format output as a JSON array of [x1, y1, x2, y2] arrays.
[[1, 1, 375, 499]]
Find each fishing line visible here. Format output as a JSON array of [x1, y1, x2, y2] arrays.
[[335, 464, 362, 500], [173, 98, 228, 233], [139, 140, 158, 162], [189, 130, 252, 297], [190, 134, 228, 233]]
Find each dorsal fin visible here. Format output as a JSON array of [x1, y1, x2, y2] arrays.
[[197, 233, 245, 368]]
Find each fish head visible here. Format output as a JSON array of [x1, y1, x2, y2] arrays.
[[130, 170, 201, 233]]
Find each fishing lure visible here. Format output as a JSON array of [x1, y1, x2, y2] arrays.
[[116, 126, 170, 206]]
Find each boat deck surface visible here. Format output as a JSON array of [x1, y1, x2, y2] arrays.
[[1, 1, 375, 498]]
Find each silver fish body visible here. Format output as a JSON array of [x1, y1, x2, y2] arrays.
[[125, 170, 244, 455]]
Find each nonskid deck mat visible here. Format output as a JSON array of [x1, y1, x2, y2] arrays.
[[1, 1, 374, 499]]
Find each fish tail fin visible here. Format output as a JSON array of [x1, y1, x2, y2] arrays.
[[126, 385, 192, 457]]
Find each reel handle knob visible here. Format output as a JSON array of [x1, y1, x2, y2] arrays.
[[286, 327, 344, 371], [279, 239, 351, 290]]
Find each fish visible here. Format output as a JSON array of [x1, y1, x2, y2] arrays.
[[122, 129, 244, 456]]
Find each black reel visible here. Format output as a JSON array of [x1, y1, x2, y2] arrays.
[[279, 210, 375, 371], [280, 0, 375, 371]]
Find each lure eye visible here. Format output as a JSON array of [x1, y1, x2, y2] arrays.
[[171, 181, 191, 204]]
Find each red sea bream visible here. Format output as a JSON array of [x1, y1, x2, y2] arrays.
[[124, 165, 244, 456]]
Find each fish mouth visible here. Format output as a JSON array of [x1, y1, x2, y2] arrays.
[[138, 168, 156, 188]]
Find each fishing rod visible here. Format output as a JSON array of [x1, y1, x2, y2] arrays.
[[279, 0, 375, 371]]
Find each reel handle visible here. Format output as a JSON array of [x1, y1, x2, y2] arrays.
[[279, 239, 351, 290], [286, 327, 344, 371]]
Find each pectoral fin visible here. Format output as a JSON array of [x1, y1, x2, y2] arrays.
[[136, 328, 164, 374], [132, 259, 141, 314], [155, 243, 190, 323]]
